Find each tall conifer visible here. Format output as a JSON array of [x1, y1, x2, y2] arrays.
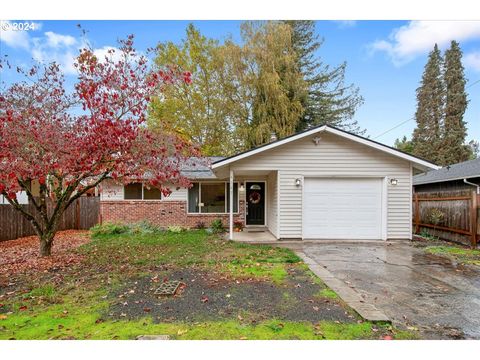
[[412, 44, 445, 163]]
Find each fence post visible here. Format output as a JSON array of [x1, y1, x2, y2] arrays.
[[472, 190, 478, 249], [414, 192, 420, 234], [75, 199, 81, 230]]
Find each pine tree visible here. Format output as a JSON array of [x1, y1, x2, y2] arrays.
[[441, 40, 471, 165], [412, 44, 445, 163], [283, 20, 365, 134], [394, 136, 414, 154]]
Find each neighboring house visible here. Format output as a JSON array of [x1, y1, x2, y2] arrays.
[[413, 157, 480, 193], [100, 124, 438, 241], [0, 180, 40, 205]]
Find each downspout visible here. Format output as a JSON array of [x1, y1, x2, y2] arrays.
[[464, 179, 480, 194]]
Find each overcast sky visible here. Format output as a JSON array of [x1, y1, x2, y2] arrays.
[[1, 20, 479, 146]]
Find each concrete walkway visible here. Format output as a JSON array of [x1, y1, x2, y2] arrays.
[[283, 241, 480, 339]]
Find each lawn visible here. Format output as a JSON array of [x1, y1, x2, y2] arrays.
[[425, 245, 480, 266], [0, 226, 414, 340]]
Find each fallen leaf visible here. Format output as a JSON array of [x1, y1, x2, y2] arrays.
[[177, 329, 188, 335], [0, 315, 7, 320]]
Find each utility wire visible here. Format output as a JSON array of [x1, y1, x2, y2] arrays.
[[373, 78, 480, 140]]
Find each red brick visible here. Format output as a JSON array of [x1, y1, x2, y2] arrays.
[[100, 200, 245, 228]]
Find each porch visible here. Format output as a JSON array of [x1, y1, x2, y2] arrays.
[[213, 167, 279, 241], [229, 227, 278, 243]]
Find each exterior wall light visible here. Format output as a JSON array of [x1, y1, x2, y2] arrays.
[[295, 178, 302, 187], [239, 183, 245, 191], [390, 178, 398, 186]]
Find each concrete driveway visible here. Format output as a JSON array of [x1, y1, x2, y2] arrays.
[[284, 241, 480, 339]]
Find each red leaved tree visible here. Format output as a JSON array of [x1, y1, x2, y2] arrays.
[[0, 36, 199, 256]]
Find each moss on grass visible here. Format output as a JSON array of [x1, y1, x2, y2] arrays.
[[316, 288, 339, 300], [426, 246, 480, 266]]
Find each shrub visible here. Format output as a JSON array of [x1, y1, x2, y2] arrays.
[[210, 219, 225, 233], [128, 221, 163, 234], [168, 225, 185, 233], [195, 221, 206, 230], [91, 221, 164, 236], [90, 222, 129, 236], [428, 208, 445, 226]]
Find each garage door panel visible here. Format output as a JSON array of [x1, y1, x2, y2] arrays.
[[303, 178, 383, 239]]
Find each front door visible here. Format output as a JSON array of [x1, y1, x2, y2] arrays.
[[246, 182, 265, 225]]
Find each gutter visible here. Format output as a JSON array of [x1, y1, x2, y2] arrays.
[[464, 178, 480, 194]]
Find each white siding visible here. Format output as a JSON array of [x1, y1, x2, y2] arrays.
[[267, 171, 278, 238], [100, 180, 124, 200], [231, 132, 412, 239], [164, 187, 187, 201], [0, 191, 29, 205]]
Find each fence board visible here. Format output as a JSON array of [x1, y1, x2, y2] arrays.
[[412, 190, 478, 247], [0, 197, 99, 242]]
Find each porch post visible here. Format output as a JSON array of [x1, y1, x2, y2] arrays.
[[229, 168, 234, 240]]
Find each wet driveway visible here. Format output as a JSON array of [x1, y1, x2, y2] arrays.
[[284, 241, 480, 339]]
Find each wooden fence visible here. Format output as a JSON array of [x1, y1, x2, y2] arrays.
[[0, 197, 100, 242], [413, 190, 479, 248]]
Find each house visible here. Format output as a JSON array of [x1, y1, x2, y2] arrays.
[[0, 180, 40, 205], [413, 157, 480, 193], [100, 124, 438, 241]]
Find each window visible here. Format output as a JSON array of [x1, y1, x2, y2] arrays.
[[143, 186, 162, 200], [124, 183, 161, 200], [188, 182, 238, 213], [124, 183, 142, 199]]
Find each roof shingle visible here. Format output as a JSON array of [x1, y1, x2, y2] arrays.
[[413, 157, 480, 185]]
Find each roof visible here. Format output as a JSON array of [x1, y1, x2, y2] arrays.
[[180, 156, 223, 179], [212, 124, 439, 171], [413, 157, 480, 185]]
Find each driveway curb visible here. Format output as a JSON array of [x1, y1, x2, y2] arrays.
[[295, 251, 390, 323]]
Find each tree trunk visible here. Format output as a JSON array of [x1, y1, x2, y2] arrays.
[[40, 233, 54, 257]]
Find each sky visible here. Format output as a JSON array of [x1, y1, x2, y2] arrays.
[[1, 20, 479, 146]]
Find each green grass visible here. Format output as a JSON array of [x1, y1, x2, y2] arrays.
[[0, 302, 414, 340], [426, 246, 480, 266], [0, 229, 416, 340], [316, 288, 339, 300]]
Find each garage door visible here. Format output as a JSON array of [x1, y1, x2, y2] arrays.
[[303, 178, 383, 239]]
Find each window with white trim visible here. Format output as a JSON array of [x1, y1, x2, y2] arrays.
[[124, 183, 161, 200], [188, 182, 238, 213]]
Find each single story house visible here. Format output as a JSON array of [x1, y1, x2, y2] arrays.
[[413, 157, 480, 193], [100, 124, 438, 241]]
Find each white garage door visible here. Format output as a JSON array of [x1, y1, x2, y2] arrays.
[[303, 178, 383, 240]]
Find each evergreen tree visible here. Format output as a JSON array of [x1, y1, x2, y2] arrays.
[[394, 136, 414, 154], [412, 44, 445, 163], [442, 40, 471, 165], [283, 20, 365, 134]]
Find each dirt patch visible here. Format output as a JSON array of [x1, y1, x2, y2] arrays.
[[107, 267, 355, 324], [0, 230, 90, 284]]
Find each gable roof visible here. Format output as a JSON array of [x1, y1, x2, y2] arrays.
[[212, 124, 439, 171], [413, 157, 480, 185], [181, 156, 223, 179]]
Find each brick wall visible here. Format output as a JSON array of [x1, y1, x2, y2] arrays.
[[100, 200, 245, 228]]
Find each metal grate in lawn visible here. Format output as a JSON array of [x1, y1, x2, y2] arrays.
[[154, 281, 182, 296]]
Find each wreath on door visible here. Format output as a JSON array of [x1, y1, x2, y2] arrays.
[[249, 191, 261, 204]]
